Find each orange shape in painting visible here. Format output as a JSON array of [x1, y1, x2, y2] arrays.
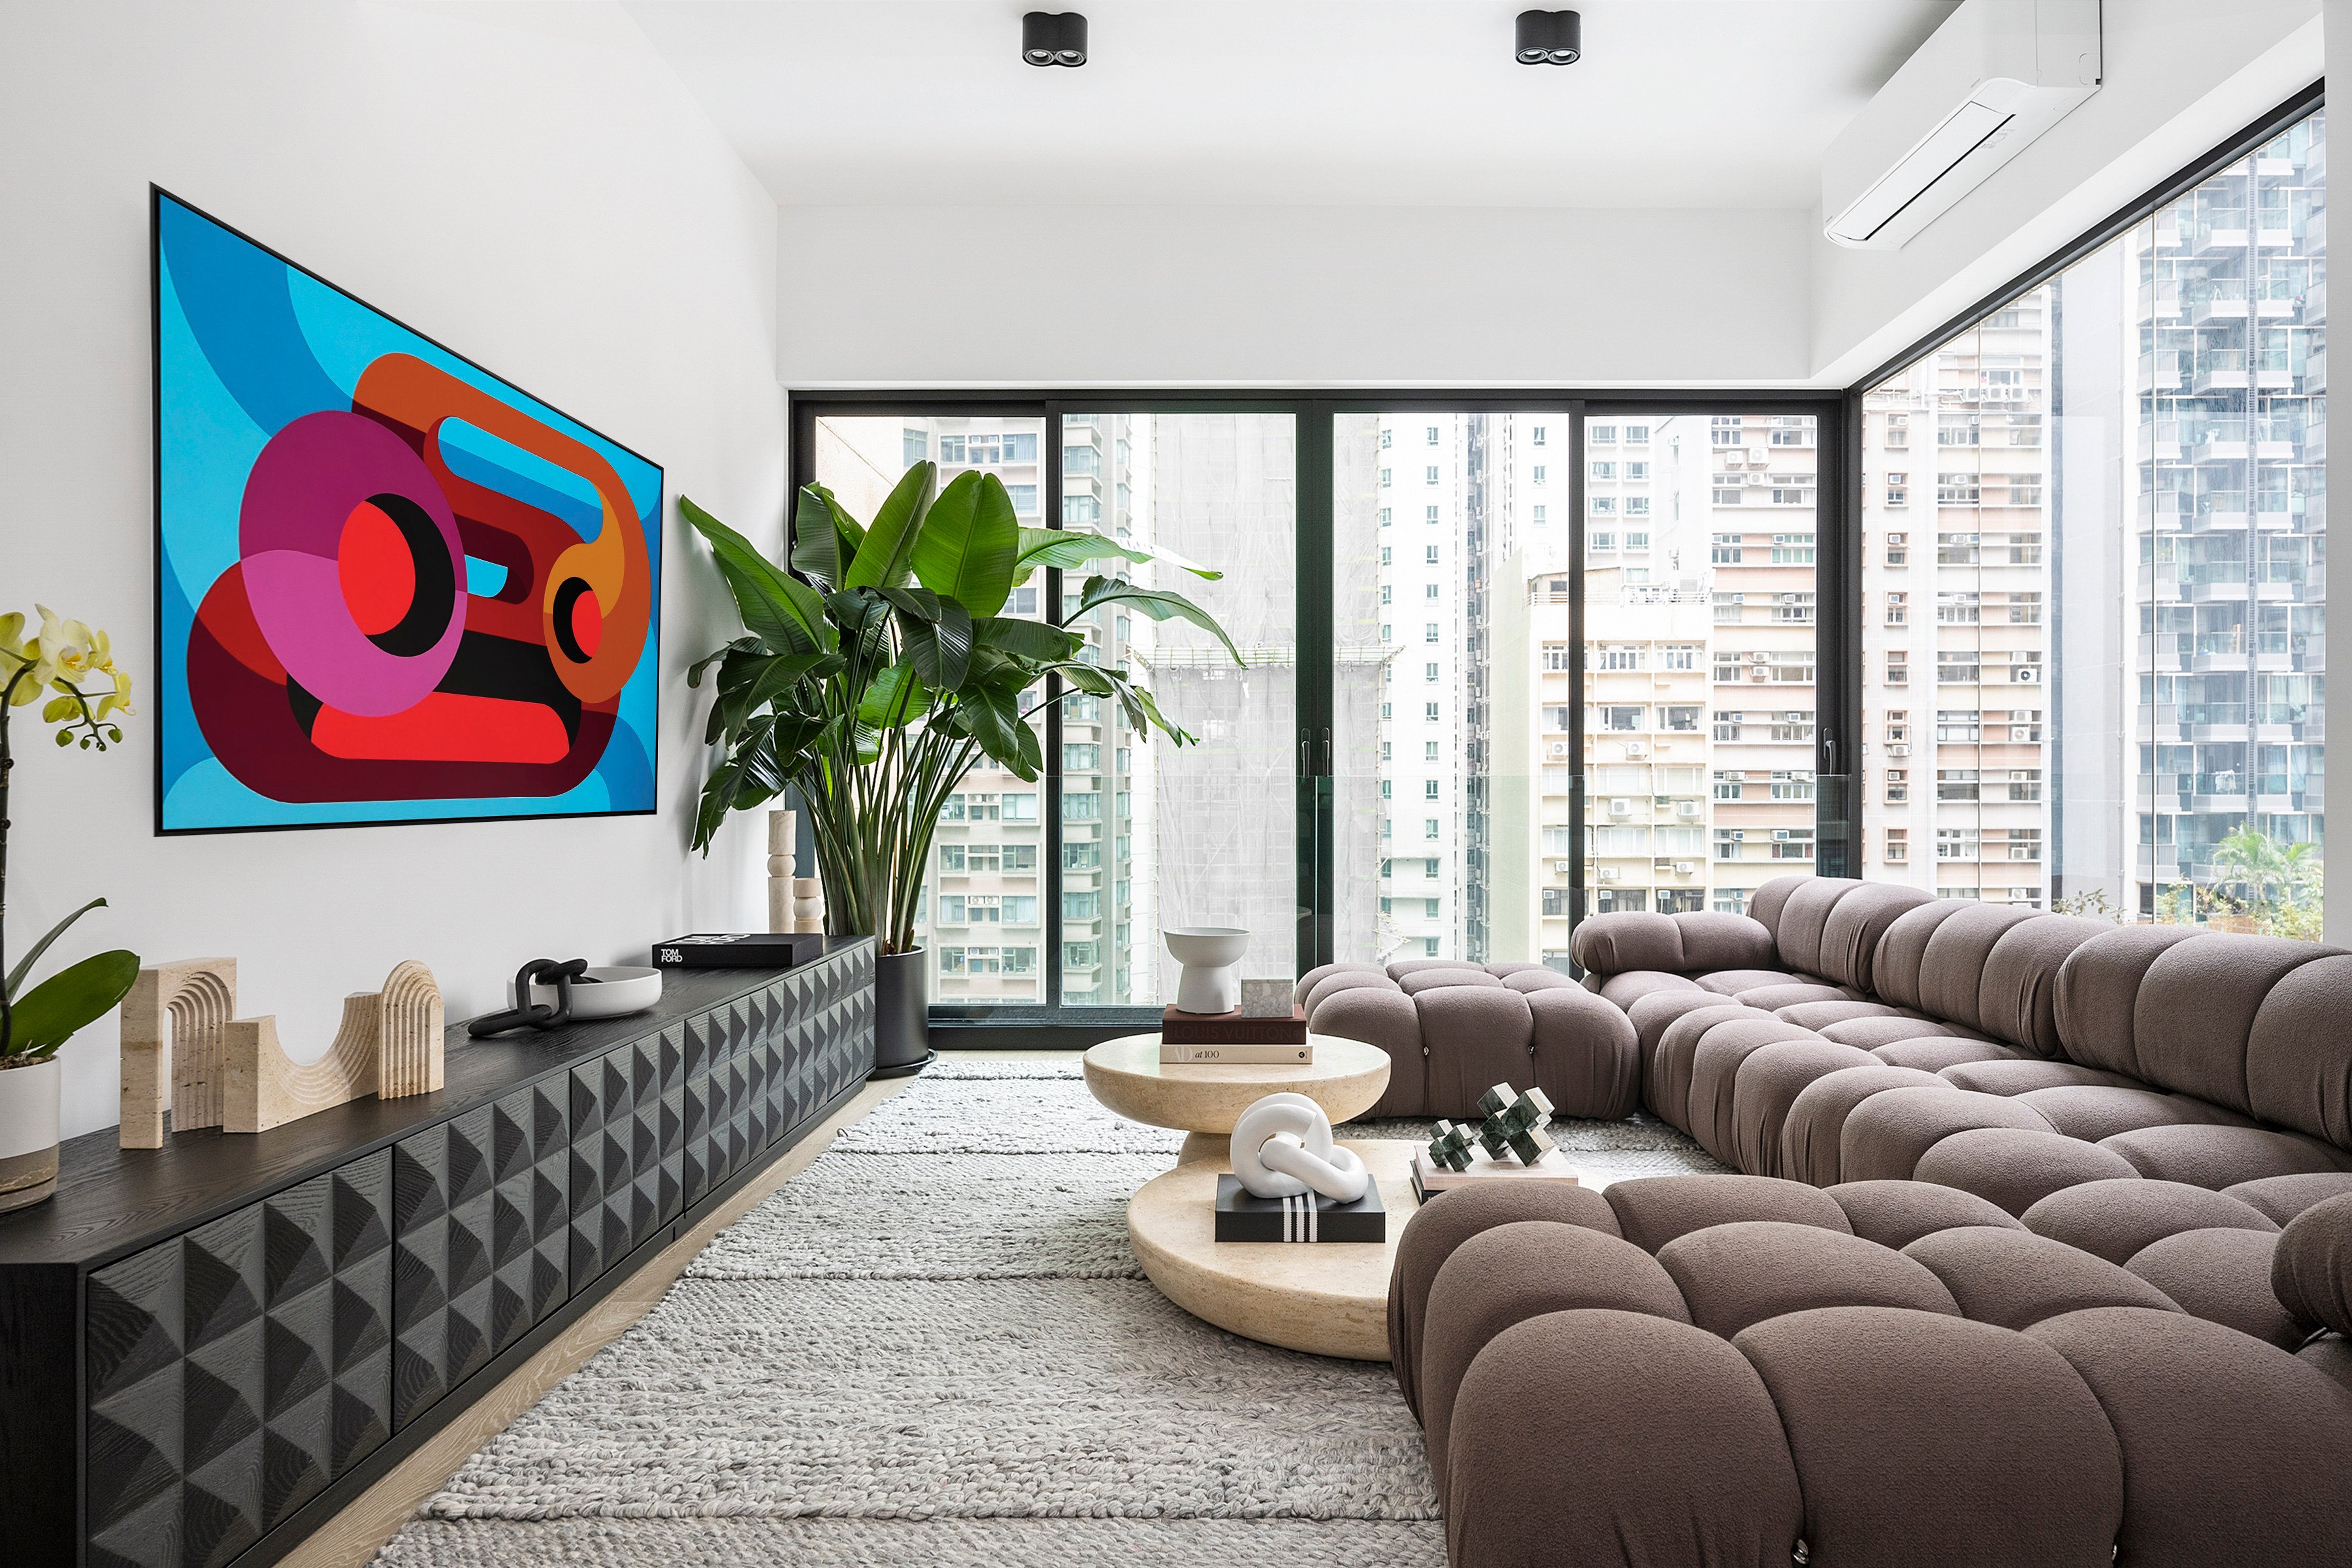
[[339, 500, 416, 636]]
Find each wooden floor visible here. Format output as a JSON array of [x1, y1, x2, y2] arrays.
[[285, 1049, 1081, 1568]]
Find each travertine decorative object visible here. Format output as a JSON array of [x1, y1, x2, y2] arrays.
[[768, 808, 796, 934], [1081, 1032, 1391, 1165], [792, 875, 826, 934], [119, 958, 444, 1147]]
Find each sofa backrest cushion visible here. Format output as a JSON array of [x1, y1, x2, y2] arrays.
[[1976, 917, 2114, 1056], [1570, 911, 1776, 978], [1916, 906, 2045, 1033], [1771, 879, 1861, 978], [2134, 934, 2346, 1119], [1745, 876, 1808, 944], [2246, 955, 2352, 1148], [1816, 883, 1937, 994], [2052, 926, 2205, 1079], [1869, 900, 1975, 1012]]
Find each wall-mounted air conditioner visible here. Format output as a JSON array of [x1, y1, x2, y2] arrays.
[[1595, 867, 1619, 883], [1674, 862, 1697, 875], [1548, 740, 1572, 757], [1823, 0, 2101, 252], [1887, 743, 1911, 757], [1609, 798, 1635, 816], [1676, 800, 1702, 819], [1625, 742, 1649, 759], [1554, 860, 1573, 874], [2016, 666, 2042, 683]]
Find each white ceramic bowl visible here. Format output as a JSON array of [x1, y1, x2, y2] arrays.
[[527, 965, 663, 1021], [1162, 926, 1250, 968]]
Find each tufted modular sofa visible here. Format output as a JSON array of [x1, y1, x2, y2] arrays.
[[1392, 1173, 2352, 1568], [1567, 875, 2352, 1218], [1289, 958, 1639, 1119]]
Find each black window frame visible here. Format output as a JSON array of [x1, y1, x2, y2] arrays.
[[788, 391, 1850, 1046]]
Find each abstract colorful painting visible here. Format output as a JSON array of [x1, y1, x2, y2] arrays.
[[152, 189, 661, 833]]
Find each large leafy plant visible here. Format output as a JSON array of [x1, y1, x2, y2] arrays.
[[683, 462, 1240, 954], [1, 607, 140, 1067]]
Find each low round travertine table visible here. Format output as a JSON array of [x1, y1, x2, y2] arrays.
[[1083, 1033, 1405, 1361], [1124, 1139, 1418, 1361], [1080, 1032, 1392, 1164]]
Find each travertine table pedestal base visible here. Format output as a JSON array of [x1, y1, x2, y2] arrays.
[[1125, 1139, 1417, 1361]]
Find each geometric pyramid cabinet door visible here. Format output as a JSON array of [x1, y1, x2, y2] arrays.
[[84, 1153, 394, 1568]]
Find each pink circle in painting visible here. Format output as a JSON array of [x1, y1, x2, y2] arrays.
[[238, 410, 463, 716]]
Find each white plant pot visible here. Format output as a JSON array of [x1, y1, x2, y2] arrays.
[[0, 1056, 62, 1213]]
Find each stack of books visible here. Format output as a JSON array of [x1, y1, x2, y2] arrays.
[[651, 932, 826, 970], [1158, 995, 1311, 1063]]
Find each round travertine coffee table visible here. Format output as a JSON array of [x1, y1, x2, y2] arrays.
[[1124, 1139, 1418, 1361], [1083, 1033, 1405, 1360], [1080, 1032, 1392, 1164]]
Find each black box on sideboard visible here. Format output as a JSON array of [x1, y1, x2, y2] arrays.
[[652, 932, 828, 969]]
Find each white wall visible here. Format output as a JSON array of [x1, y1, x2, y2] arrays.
[[1812, 0, 2323, 385], [776, 204, 1814, 388], [0, 1, 785, 1137]]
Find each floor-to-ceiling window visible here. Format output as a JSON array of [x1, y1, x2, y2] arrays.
[[1859, 103, 2325, 932], [1326, 408, 1825, 973]]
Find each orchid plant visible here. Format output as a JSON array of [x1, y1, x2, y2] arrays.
[[1, 607, 139, 1068]]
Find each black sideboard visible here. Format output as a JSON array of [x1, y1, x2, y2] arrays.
[[0, 938, 876, 1568]]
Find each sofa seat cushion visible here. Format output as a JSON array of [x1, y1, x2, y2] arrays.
[[1735, 1307, 2125, 1567], [1730, 1039, 1881, 1179], [1625, 987, 1739, 1065], [2272, 1193, 2352, 1339], [1903, 1226, 2180, 1331], [1686, 1017, 1827, 1166], [1911, 1126, 2142, 1217], [1597, 970, 1705, 1011], [1526, 987, 1641, 1120], [1869, 1036, 2021, 1073], [1420, 1220, 1690, 1495], [1939, 1059, 2147, 1096], [2017, 1085, 2247, 1145], [1780, 1066, 1950, 1188], [1650, 1004, 1777, 1132], [1815, 1015, 1965, 1050], [1658, 1221, 1957, 1339], [2100, 1123, 2352, 1190], [2029, 1307, 2352, 1567], [1827, 1179, 2027, 1250], [2226, 1171, 2352, 1226], [1603, 1173, 1851, 1254], [1838, 1086, 2057, 1184], [1399, 966, 1505, 996], [1301, 967, 1399, 1017], [2021, 1178, 2279, 1266], [2124, 1228, 2304, 1348], [1774, 1000, 1908, 1031], [1731, 981, 1855, 1011], [1695, 968, 1805, 996]]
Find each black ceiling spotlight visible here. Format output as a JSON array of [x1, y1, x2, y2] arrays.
[[1515, 10, 1580, 66], [1023, 12, 1087, 67]]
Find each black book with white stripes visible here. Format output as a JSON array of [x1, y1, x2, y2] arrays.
[[1213, 1174, 1386, 1243]]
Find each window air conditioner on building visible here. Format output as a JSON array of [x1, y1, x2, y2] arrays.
[[1548, 741, 1571, 757], [1823, 0, 2102, 251], [1674, 862, 1697, 875], [2016, 666, 2040, 682], [1609, 798, 1634, 816], [1888, 743, 1910, 757], [1595, 867, 1619, 882], [1554, 860, 1573, 874], [1676, 800, 1702, 819], [1625, 742, 1649, 759]]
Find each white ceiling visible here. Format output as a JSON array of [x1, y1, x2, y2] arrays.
[[625, 0, 1961, 210]]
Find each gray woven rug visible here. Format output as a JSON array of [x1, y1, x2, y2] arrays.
[[374, 1058, 1720, 1566]]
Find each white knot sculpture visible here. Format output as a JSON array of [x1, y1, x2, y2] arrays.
[[1230, 1091, 1368, 1203]]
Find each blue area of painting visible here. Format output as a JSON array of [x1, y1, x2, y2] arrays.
[[155, 193, 665, 831], [166, 756, 622, 828], [464, 557, 510, 597], [157, 559, 205, 798], [439, 419, 604, 533], [157, 198, 347, 435], [593, 719, 654, 811]]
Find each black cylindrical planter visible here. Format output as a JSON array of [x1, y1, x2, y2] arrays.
[[870, 948, 934, 1079]]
